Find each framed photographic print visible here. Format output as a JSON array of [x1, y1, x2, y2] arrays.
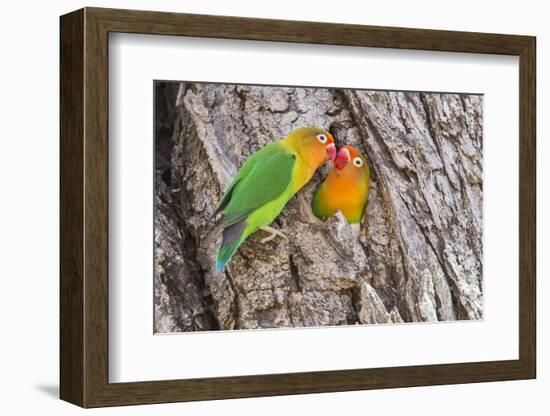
[[60, 7, 536, 408]]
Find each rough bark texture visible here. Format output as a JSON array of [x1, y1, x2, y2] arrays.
[[154, 82, 483, 333]]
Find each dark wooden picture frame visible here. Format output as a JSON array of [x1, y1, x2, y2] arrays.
[[60, 7, 536, 408]]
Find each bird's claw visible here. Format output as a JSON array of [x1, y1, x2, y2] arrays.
[[260, 226, 288, 244]]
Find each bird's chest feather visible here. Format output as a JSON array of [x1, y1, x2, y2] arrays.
[[291, 159, 316, 192], [323, 174, 364, 213]]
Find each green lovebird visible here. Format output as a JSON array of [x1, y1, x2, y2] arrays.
[[312, 145, 370, 224], [213, 127, 337, 271]]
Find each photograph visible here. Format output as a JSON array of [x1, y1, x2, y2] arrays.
[[153, 81, 484, 333]]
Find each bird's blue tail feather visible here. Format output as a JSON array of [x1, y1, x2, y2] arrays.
[[215, 220, 247, 271]]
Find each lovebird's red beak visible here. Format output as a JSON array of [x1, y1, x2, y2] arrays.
[[327, 143, 337, 162], [334, 147, 351, 171]]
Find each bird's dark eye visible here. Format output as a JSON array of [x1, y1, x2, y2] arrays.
[[316, 133, 328, 144], [353, 157, 363, 167]]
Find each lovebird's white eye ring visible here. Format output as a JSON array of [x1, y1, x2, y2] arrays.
[[353, 157, 363, 167], [316, 133, 328, 144]]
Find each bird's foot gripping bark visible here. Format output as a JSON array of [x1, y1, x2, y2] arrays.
[[260, 225, 288, 244]]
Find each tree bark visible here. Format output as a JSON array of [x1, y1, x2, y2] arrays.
[[154, 82, 483, 332]]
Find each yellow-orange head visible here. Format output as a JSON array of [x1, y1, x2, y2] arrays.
[[282, 127, 337, 170]]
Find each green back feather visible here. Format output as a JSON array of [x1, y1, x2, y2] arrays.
[[224, 151, 295, 215]]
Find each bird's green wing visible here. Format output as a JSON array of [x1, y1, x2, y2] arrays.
[[217, 148, 296, 230], [213, 142, 280, 218]]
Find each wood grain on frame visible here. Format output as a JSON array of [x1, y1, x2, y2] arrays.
[[60, 8, 84, 406], [60, 7, 536, 408]]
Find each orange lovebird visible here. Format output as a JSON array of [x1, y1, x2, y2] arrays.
[[312, 145, 370, 224]]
